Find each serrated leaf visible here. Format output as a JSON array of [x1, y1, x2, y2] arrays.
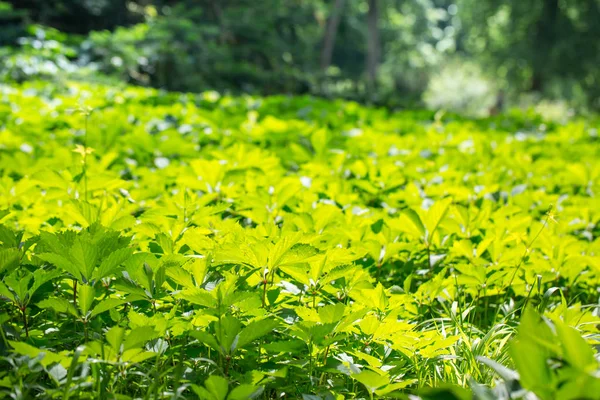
[[37, 253, 81, 281], [318, 303, 345, 324], [166, 264, 195, 288], [90, 297, 127, 317], [70, 238, 98, 281], [0, 248, 21, 274], [180, 288, 217, 307], [236, 318, 279, 350], [92, 247, 133, 281], [213, 242, 266, 268], [277, 243, 319, 267], [0, 225, 19, 248], [38, 297, 78, 317]]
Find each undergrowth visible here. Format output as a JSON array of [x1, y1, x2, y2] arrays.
[[0, 81, 599, 399]]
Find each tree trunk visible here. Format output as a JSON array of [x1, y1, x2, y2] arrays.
[[320, 0, 346, 71], [366, 0, 380, 102]]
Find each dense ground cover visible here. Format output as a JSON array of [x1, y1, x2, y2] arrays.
[[0, 81, 599, 399]]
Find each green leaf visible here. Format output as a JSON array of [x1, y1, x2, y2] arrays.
[[468, 380, 497, 400], [106, 326, 125, 351], [228, 384, 263, 400], [236, 318, 279, 350], [78, 284, 96, 316], [217, 315, 242, 352], [310, 128, 328, 157], [92, 247, 133, 281], [38, 297, 78, 317], [70, 238, 99, 281], [37, 253, 81, 281], [370, 219, 384, 234], [262, 339, 305, 353], [518, 306, 558, 354], [476, 356, 519, 382], [554, 319, 597, 370], [190, 330, 220, 352], [0, 248, 21, 274], [90, 297, 128, 317], [180, 288, 217, 307], [352, 370, 389, 393], [123, 327, 158, 351], [213, 242, 266, 268], [0, 225, 20, 248], [0, 313, 10, 325], [318, 303, 345, 324], [0, 280, 15, 302], [509, 337, 553, 398], [9, 341, 64, 367], [509, 307, 555, 398], [277, 243, 319, 267], [423, 197, 452, 242], [375, 380, 417, 396], [202, 375, 229, 400], [415, 384, 472, 400], [166, 264, 196, 288], [30, 269, 62, 296], [398, 208, 426, 239]]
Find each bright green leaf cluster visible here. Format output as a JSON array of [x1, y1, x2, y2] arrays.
[[0, 80, 598, 399]]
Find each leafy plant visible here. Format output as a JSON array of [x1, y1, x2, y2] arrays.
[[0, 79, 599, 399]]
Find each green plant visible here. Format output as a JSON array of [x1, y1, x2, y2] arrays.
[[0, 80, 598, 399]]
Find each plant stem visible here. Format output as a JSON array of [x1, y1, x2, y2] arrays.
[[522, 277, 536, 310], [322, 344, 330, 365], [21, 307, 29, 339], [224, 356, 231, 376], [73, 279, 78, 305]]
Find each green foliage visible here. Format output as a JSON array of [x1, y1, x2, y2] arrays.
[[0, 80, 599, 398], [3, 1, 600, 109], [457, 0, 600, 108], [476, 307, 600, 400], [0, 25, 84, 83], [0, 1, 458, 105]]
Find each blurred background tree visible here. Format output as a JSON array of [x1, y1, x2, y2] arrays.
[[1, 0, 598, 114]]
